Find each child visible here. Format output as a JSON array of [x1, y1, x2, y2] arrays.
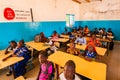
[[37, 51, 54, 80], [59, 60, 81, 80], [51, 30, 59, 39], [34, 32, 47, 43], [83, 25, 89, 35], [5, 40, 17, 76], [93, 28, 98, 34], [5, 40, 17, 54], [107, 28, 113, 36], [67, 40, 80, 56], [84, 42, 97, 61], [39, 32, 47, 42], [89, 34, 101, 47], [77, 26, 83, 34], [46, 39, 58, 55], [75, 33, 87, 45], [12, 40, 30, 78], [68, 32, 74, 39]]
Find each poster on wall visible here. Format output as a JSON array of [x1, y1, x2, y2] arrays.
[[1, 7, 32, 22], [66, 14, 75, 27]]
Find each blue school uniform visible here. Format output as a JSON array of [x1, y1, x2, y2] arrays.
[[85, 50, 96, 58], [14, 46, 30, 77]]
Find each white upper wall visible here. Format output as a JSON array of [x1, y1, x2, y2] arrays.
[[33, 0, 80, 21], [0, 0, 120, 22], [0, 0, 80, 22], [79, 0, 120, 20]]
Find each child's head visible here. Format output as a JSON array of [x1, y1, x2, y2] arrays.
[[40, 32, 45, 37], [88, 44, 94, 52], [79, 33, 83, 38], [86, 42, 96, 53], [85, 25, 88, 28], [10, 40, 17, 48], [39, 51, 48, 63], [91, 34, 96, 39], [64, 60, 76, 80], [18, 40, 24, 48]]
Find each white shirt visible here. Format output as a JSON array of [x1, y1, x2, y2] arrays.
[[75, 37, 86, 45], [59, 73, 81, 80]]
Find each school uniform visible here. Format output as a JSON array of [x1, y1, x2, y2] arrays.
[[85, 50, 96, 58], [14, 46, 30, 77], [75, 37, 86, 45]]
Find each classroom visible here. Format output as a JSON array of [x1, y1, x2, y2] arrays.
[[0, 0, 120, 80]]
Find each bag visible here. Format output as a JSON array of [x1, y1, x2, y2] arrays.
[[44, 61, 55, 77], [109, 41, 114, 50], [37, 61, 55, 80], [34, 34, 40, 42]]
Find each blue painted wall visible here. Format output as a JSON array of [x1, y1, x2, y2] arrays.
[[0, 20, 120, 50], [0, 21, 80, 50], [79, 20, 120, 40]]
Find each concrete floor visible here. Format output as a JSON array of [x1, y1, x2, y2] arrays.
[[0, 42, 120, 80]]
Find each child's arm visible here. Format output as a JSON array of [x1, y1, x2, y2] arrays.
[[4, 46, 11, 54]]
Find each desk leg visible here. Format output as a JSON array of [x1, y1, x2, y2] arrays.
[[107, 42, 110, 56], [55, 64, 59, 79], [11, 64, 16, 79]]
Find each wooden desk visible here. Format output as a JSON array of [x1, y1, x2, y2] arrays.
[[26, 41, 50, 51], [98, 38, 111, 42], [51, 38, 69, 43], [15, 76, 25, 80], [48, 51, 107, 80], [85, 37, 111, 42], [0, 50, 13, 61], [0, 56, 24, 69], [0, 50, 24, 78], [107, 36, 114, 39], [60, 35, 69, 39], [67, 44, 107, 56]]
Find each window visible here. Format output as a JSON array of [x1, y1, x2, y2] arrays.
[[66, 14, 75, 27]]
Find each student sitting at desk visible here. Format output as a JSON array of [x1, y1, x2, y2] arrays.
[[5, 40, 17, 76], [37, 51, 54, 80], [34, 32, 47, 43], [46, 39, 58, 55], [107, 28, 114, 40], [51, 30, 59, 39], [75, 33, 87, 45], [89, 34, 101, 47], [39, 32, 47, 42], [77, 26, 83, 34], [71, 29, 77, 36], [107, 28, 113, 36], [68, 32, 75, 39], [59, 60, 81, 80], [67, 40, 80, 55], [12, 40, 30, 78], [5, 40, 17, 54], [83, 25, 89, 35], [84, 42, 97, 61]]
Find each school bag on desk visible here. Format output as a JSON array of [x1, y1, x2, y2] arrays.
[[34, 34, 40, 42]]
